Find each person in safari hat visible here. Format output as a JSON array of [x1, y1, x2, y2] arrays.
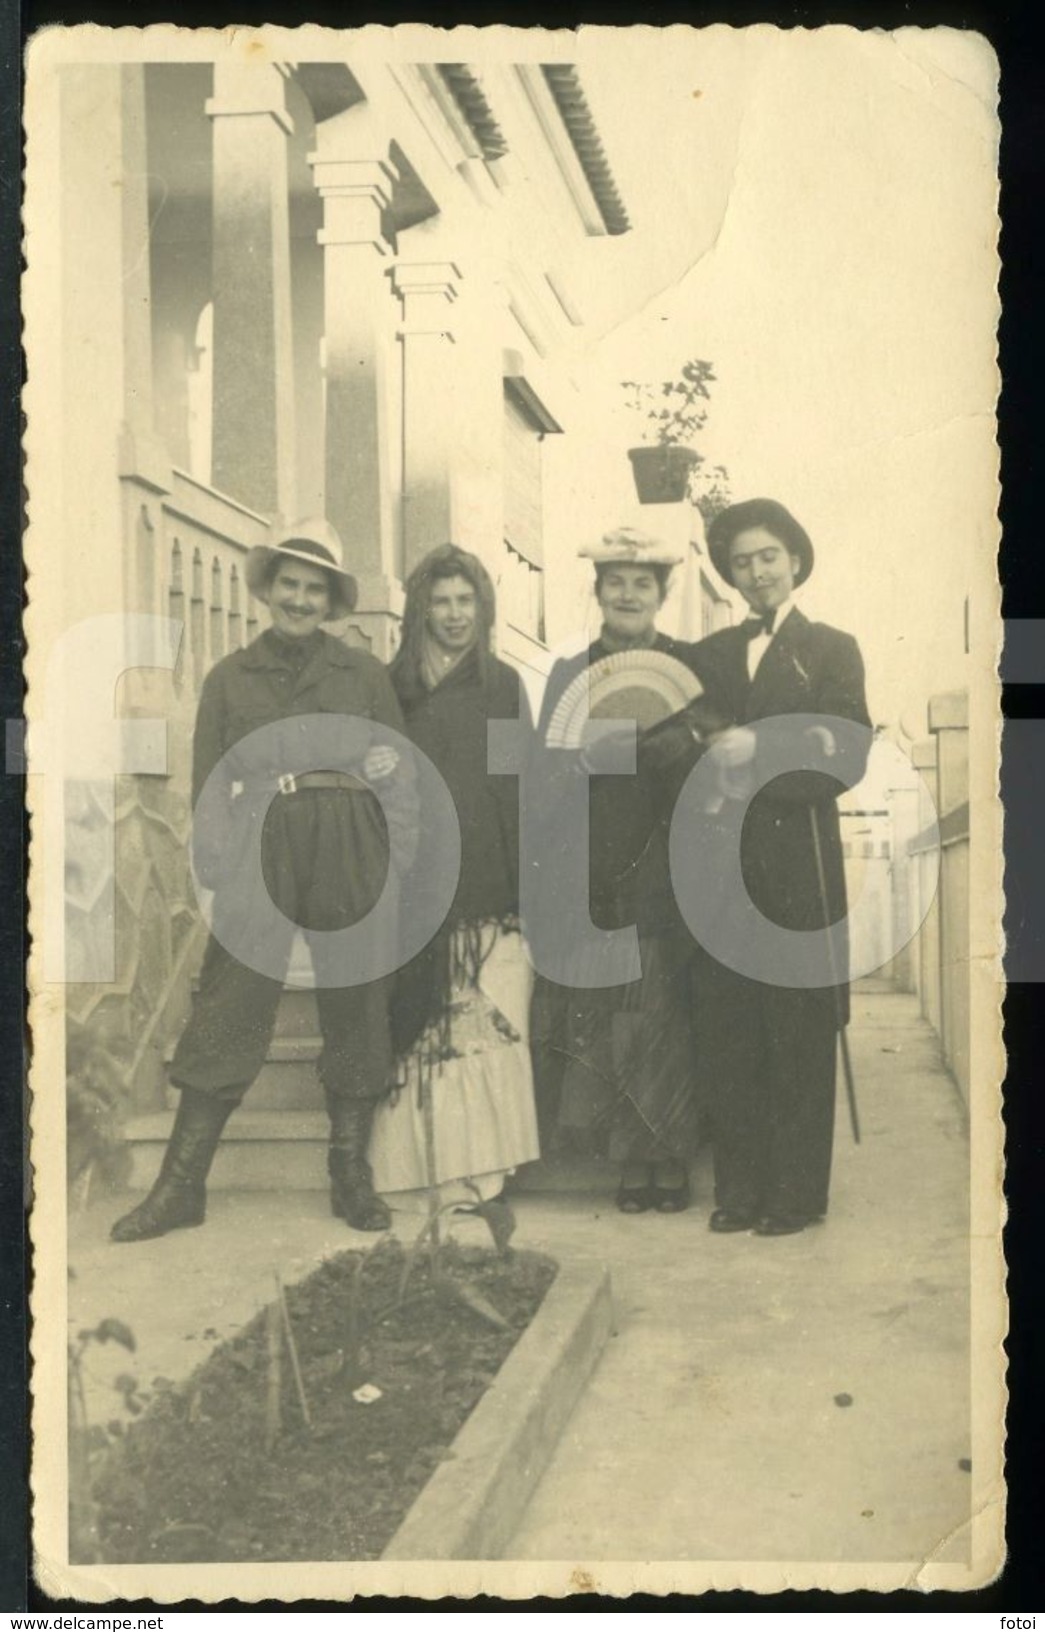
[[111, 518, 418, 1243]]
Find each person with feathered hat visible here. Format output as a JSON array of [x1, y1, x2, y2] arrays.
[[529, 526, 720, 1214], [111, 519, 417, 1242]]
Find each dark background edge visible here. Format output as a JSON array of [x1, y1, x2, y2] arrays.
[[6, 0, 1043, 1611]]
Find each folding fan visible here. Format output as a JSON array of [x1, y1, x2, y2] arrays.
[[544, 649, 703, 748]]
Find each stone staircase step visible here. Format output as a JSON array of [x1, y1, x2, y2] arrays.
[[164, 1034, 322, 1065], [162, 1035, 325, 1111], [245, 1034, 325, 1111], [125, 1110, 331, 1191], [187, 980, 320, 1037], [267, 1034, 322, 1061], [122, 1112, 620, 1196], [248, 1062, 325, 1111], [270, 988, 321, 1036]]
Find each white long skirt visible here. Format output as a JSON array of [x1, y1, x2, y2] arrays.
[[369, 924, 540, 1213]]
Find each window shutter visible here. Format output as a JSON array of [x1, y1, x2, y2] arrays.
[[503, 392, 544, 568]]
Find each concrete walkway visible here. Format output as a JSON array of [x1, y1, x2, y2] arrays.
[[507, 986, 972, 1566], [69, 987, 971, 1568]]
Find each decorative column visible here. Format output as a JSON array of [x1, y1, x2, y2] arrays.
[[291, 231, 326, 518], [57, 63, 168, 620], [308, 139, 401, 652], [46, 65, 178, 1086], [393, 261, 462, 575], [419, 270, 507, 574], [206, 63, 296, 517]]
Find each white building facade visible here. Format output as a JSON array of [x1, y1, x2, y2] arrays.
[[41, 54, 727, 1149]]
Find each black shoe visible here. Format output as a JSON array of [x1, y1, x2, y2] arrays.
[[111, 1185, 206, 1242], [755, 1213, 822, 1236], [651, 1161, 691, 1214], [708, 1207, 758, 1234], [617, 1165, 654, 1214], [330, 1162, 392, 1232], [111, 1090, 235, 1243]]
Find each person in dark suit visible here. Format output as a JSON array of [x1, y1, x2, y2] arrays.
[[675, 499, 873, 1236]]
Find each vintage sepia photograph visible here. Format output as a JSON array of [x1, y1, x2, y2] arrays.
[[23, 22, 1003, 1601]]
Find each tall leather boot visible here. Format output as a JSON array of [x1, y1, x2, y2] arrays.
[[326, 1097, 391, 1233], [110, 1089, 237, 1242]]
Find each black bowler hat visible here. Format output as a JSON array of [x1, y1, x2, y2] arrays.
[[706, 499, 815, 588]]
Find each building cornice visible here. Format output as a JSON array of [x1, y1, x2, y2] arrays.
[[435, 65, 509, 161], [539, 65, 630, 236]]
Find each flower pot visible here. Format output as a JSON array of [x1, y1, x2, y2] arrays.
[[627, 444, 701, 505]]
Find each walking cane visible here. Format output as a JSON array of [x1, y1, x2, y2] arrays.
[[808, 804, 861, 1145]]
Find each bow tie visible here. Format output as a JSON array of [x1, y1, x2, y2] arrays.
[[741, 612, 776, 639]]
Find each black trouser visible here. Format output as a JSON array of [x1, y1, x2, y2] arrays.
[[692, 947, 838, 1219], [169, 930, 392, 1105], [171, 790, 395, 1106]]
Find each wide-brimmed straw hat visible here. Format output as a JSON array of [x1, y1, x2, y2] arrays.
[[705, 499, 814, 588], [245, 518, 358, 620], [578, 526, 685, 568]]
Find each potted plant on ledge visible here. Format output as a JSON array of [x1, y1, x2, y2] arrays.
[[623, 358, 719, 505]]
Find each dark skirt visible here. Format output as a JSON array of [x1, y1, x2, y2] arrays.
[[530, 924, 702, 1163]]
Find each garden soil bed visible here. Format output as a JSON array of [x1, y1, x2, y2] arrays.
[[92, 1239, 558, 1564]]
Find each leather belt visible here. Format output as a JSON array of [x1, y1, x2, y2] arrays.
[[274, 771, 368, 796]]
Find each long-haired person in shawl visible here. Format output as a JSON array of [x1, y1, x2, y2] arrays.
[[368, 544, 540, 1208]]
